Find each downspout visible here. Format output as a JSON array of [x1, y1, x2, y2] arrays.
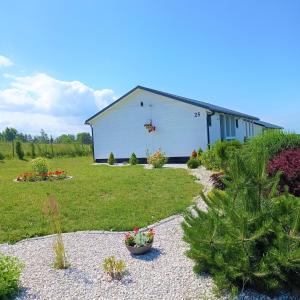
[[206, 111, 215, 149], [88, 123, 95, 162]]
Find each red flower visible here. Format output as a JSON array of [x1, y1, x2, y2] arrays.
[[133, 227, 139, 234]]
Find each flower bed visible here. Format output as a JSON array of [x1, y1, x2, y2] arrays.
[[15, 170, 70, 182]]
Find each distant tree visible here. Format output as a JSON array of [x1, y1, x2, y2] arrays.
[[15, 140, 24, 160], [3, 127, 17, 157], [39, 129, 49, 143], [55, 134, 75, 144], [76, 132, 92, 145]]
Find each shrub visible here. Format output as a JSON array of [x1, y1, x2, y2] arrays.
[[129, 153, 138, 165], [0, 152, 4, 160], [31, 157, 49, 175], [43, 196, 69, 269], [201, 147, 222, 170], [197, 148, 203, 157], [108, 152, 115, 165], [183, 149, 300, 296], [267, 148, 300, 196], [201, 140, 242, 171], [147, 150, 168, 168], [30, 142, 36, 158], [245, 130, 300, 159], [102, 256, 126, 280], [210, 172, 226, 190], [187, 157, 200, 169], [15, 141, 24, 160], [0, 252, 23, 298]]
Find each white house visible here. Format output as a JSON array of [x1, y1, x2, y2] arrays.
[[85, 86, 282, 163]]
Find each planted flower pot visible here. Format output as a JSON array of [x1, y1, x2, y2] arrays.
[[126, 241, 153, 255], [125, 227, 155, 255]]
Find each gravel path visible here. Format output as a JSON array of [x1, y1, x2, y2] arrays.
[[1, 166, 298, 300], [1, 217, 219, 300]]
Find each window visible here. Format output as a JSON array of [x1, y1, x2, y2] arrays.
[[140, 101, 144, 107], [236, 119, 239, 128], [220, 115, 236, 140]]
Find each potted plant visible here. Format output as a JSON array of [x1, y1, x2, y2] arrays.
[[125, 227, 155, 255]]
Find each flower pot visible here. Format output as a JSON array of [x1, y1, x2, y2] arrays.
[[126, 241, 153, 255]]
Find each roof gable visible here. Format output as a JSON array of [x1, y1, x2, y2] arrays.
[[85, 85, 259, 124]]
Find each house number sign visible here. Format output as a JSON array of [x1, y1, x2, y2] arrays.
[[194, 112, 201, 117]]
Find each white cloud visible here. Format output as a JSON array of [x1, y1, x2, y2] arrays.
[[0, 73, 117, 135], [0, 55, 13, 67]]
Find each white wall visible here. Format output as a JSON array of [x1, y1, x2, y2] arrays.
[[91, 89, 208, 159]]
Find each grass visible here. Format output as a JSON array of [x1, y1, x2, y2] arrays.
[[0, 157, 199, 243]]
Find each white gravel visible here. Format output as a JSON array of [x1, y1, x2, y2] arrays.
[[1, 166, 298, 300], [1, 217, 219, 300]]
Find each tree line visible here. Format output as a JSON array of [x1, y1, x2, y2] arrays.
[[0, 128, 92, 144], [0, 127, 92, 159]]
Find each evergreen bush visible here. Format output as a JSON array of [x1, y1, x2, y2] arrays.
[[187, 157, 200, 169], [129, 153, 138, 165], [15, 141, 24, 160], [108, 152, 115, 165], [30, 142, 36, 158], [0, 152, 4, 160], [183, 149, 300, 297]]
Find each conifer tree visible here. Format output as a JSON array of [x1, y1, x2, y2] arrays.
[[183, 148, 300, 296]]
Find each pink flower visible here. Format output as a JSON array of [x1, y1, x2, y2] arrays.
[[133, 227, 139, 234], [125, 232, 131, 239]]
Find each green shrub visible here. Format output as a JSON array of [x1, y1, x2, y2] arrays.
[[0, 152, 4, 160], [201, 147, 222, 170], [129, 152, 138, 165], [147, 150, 168, 168], [183, 149, 300, 296], [187, 157, 200, 169], [197, 148, 203, 157], [201, 140, 242, 171], [30, 142, 36, 158], [31, 157, 49, 175], [245, 130, 300, 159], [15, 141, 24, 160], [0, 253, 23, 298], [108, 152, 115, 165]]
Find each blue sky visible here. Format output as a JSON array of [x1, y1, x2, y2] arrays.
[[0, 0, 299, 135]]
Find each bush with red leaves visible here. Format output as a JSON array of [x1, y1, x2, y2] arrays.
[[210, 172, 226, 190], [267, 148, 300, 196]]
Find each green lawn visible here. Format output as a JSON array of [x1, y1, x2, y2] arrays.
[[0, 157, 199, 243]]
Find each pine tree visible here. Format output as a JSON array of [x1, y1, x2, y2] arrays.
[[183, 148, 300, 296], [129, 153, 138, 165], [108, 152, 115, 165], [15, 141, 24, 160]]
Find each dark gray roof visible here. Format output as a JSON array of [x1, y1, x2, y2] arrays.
[[254, 120, 283, 129], [85, 85, 260, 124]]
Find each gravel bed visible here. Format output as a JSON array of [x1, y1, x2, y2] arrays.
[[1, 217, 220, 300]]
